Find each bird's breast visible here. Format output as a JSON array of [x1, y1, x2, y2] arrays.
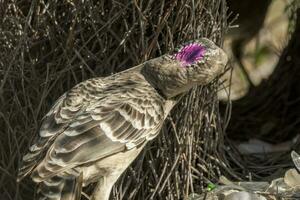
[[80, 143, 146, 186]]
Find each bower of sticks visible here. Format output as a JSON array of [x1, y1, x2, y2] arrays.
[[1, 0, 300, 199]]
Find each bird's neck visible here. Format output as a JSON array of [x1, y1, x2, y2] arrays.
[[140, 57, 193, 99]]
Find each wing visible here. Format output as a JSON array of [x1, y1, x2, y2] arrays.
[[18, 93, 68, 181], [19, 76, 165, 182]]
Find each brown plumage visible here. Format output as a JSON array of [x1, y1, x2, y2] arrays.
[[18, 38, 228, 200]]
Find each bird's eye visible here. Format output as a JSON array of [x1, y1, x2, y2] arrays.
[[173, 43, 206, 67]]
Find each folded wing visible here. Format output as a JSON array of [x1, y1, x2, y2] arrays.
[[18, 77, 165, 182]]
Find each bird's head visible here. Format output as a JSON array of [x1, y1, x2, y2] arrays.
[[142, 38, 228, 99]]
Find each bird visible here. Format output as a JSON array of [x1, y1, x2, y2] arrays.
[[17, 38, 228, 200]]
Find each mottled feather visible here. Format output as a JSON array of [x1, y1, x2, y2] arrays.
[[19, 72, 165, 183]]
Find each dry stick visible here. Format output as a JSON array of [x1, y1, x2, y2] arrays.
[[149, 162, 168, 200], [128, 169, 150, 199], [0, 0, 38, 186], [144, 0, 177, 59], [158, 149, 182, 195]]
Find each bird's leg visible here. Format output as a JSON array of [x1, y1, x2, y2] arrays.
[[91, 174, 120, 200]]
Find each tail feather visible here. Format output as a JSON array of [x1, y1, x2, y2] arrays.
[[17, 136, 50, 182], [37, 170, 83, 200], [18, 94, 68, 182]]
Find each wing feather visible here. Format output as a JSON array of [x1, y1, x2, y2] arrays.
[[19, 76, 166, 182], [18, 94, 68, 181]]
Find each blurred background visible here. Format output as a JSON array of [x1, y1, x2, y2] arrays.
[[221, 0, 289, 100], [1, 0, 300, 199]]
